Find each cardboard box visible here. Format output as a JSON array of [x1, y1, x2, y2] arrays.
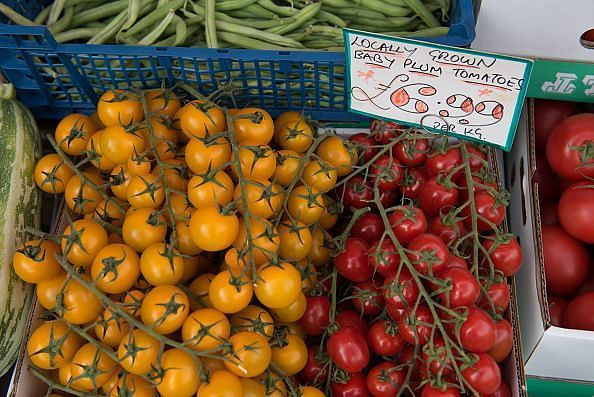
[[505, 101, 594, 395], [472, 0, 594, 103], [8, 129, 527, 397]]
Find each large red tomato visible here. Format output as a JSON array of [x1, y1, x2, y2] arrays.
[[535, 154, 560, 203], [534, 99, 576, 150], [558, 182, 594, 243], [547, 294, 568, 327], [546, 113, 594, 181], [542, 225, 590, 296], [563, 292, 594, 330]]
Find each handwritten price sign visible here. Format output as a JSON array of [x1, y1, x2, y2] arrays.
[[344, 30, 533, 151]]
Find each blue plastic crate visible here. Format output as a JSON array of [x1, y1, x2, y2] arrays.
[[0, 0, 475, 121]]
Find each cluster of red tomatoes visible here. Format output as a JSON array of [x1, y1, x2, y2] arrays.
[[20, 87, 369, 397], [533, 100, 594, 331], [296, 121, 520, 396]]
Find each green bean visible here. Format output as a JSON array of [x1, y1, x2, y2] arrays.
[[171, 14, 187, 46], [217, 31, 293, 50], [308, 25, 343, 38], [86, 22, 104, 28], [216, 14, 287, 29], [285, 32, 307, 41], [256, 0, 298, 16], [322, 6, 387, 20], [214, 0, 258, 11], [48, 0, 66, 25], [215, 20, 304, 48], [48, 5, 73, 34], [228, 4, 277, 19], [55, 27, 102, 43], [384, 26, 448, 37], [0, 4, 36, 26], [353, 16, 417, 28], [124, 0, 184, 36], [88, 8, 128, 44], [205, 0, 218, 48], [123, 0, 141, 30], [164, 15, 202, 35], [361, 0, 412, 17], [69, 1, 128, 28], [305, 39, 343, 49], [34, 6, 51, 24], [316, 10, 347, 27], [266, 2, 321, 35], [401, 0, 440, 27], [138, 9, 175, 45]]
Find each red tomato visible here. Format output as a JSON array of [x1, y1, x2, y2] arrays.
[[353, 279, 384, 316], [461, 353, 501, 395], [483, 237, 522, 277], [443, 255, 468, 272], [484, 381, 512, 397], [534, 99, 577, 150], [436, 268, 480, 308], [400, 167, 428, 199], [466, 144, 488, 172], [418, 177, 459, 217], [487, 319, 513, 362], [393, 138, 429, 166], [335, 238, 373, 282], [371, 120, 404, 143], [389, 205, 427, 245], [368, 239, 400, 278], [547, 294, 568, 327], [563, 292, 594, 330], [407, 233, 449, 275], [425, 147, 462, 177], [542, 225, 590, 296], [327, 327, 370, 373], [462, 192, 505, 232], [459, 308, 496, 353], [535, 154, 560, 203], [300, 346, 328, 383], [398, 305, 434, 345], [366, 361, 405, 397], [351, 213, 385, 243], [429, 215, 466, 245], [367, 320, 405, 356], [299, 296, 330, 336], [370, 155, 403, 190], [336, 310, 369, 336], [399, 346, 424, 382], [558, 182, 594, 243], [480, 280, 510, 316], [457, 174, 499, 205], [422, 336, 452, 376], [386, 303, 406, 322], [349, 133, 378, 162], [331, 372, 370, 397], [342, 176, 372, 210], [376, 189, 397, 209], [383, 269, 419, 309], [540, 201, 559, 225], [421, 385, 461, 397], [546, 114, 594, 181]]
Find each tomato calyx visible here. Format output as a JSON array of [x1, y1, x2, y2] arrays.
[[233, 110, 265, 125], [570, 141, 594, 164], [18, 240, 45, 262], [95, 252, 126, 281]]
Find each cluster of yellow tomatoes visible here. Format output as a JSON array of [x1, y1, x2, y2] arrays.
[[18, 87, 358, 397]]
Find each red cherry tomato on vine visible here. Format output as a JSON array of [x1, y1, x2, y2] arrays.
[[371, 120, 403, 144], [393, 137, 430, 166], [407, 233, 449, 275], [342, 176, 372, 210], [349, 133, 378, 163], [376, 189, 397, 209], [483, 237, 522, 276], [547, 294, 568, 327], [300, 345, 328, 383], [327, 326, 370, 373], [400, 167, 428, 199], [336, 310, 369, 336], [386, 302, 406, 322], [398, 305, 434, 345], [366, 361, 405, 397], [418, 177, 458, 218], [389, 205, 427, 245], [546, 114, 594, 181], [487, 318, 513, 363], [425, 147, 462, 177], [461, 352, 501, 395], [429, 215, 466, 246], [335, 238, 373, 282], [443, 255, 468, 272], [370, 154, 403, 190], [368, 239, 400, 278], [352, 279, 384, 316], [331, 372, 370, 397], [422, 336, 453, 376], [459, 308, 496, 353], [351, 212, 385, 243], [462, 192, 505, 232], [367, 320, 405, 356], [466, 144, 488, 172], [421, 384, 461, 397], [383, 269, 419, 309], [299, 296, 330, 336], [480, 280, 510, 316], [436, 267, 480, 308]]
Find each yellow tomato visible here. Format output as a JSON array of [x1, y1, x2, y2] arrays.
[[184, 136, 231, 175], [181, 308, 230, 351], [13, 239, 61, 284], [27, 320, 82, 370], [55, 113, 100, 156], [224, 331, 271, 378], [118, 329, 160, 375], [141, 284, 189, 334], [287, 185, 324, 225], [270, 334, 307, 376], [139, 242, 184, 286], [254, 263, 302, 309], [70, 343, 117, 390], [61, 219, 109, 267], [122, 208, 167, 253], [231, 142, 277, 180], [272, 292, 306, 323], [231, 107, 274, 145], [187, 171, 234, 209], [230, 305, 275, 340], [87, 131, 117, 172], [274, 117, 314, 153], [208, 270, 253, 314], [302, 158, 337, 193], [100, 125, 146, 165], [64, 171, 104, 214], [126, 173, 164, 209], [233, 217, 279, 266], [34, 153, 74, 194], [179, 100, 226, 140], [273, 149, 303, 186], [154, 348, 200, 397], [91, 243, 140, 294], [97, 90, 144, 127], [189, 206, 239, 252], [234, 178, 282, 219], [278, 219, 312, 261], [188, 273, 215, 310], [315, 136, 358, 176]]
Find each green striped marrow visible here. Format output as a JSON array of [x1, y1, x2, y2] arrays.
[[0, 84, 41, 376]]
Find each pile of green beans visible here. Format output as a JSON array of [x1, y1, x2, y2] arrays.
[[0, 0, 451, 49]]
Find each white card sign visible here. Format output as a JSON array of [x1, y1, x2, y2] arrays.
[[344, 29, 533, 151]]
